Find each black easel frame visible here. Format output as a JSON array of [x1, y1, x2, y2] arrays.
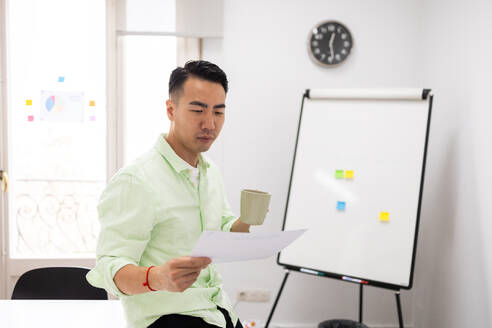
[[265, 89, 434, 328], [277, 90, 434, 290]]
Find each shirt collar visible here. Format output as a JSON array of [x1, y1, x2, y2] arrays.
[[154, 133, 210, 174]]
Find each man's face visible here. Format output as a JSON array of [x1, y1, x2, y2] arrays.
[[166, 77, 226, 155]]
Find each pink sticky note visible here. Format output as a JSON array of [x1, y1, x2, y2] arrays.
[[27, 115, 34, 122], [90, 116, 96, 121]]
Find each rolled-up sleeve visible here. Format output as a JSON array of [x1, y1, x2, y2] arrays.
[[86, 173, 156, 297], [221, 195, 237, 232]]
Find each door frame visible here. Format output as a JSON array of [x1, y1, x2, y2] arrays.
[[0, 0, 8, 301]]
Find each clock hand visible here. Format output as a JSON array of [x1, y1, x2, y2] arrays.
[[328, 33, 335, 59]]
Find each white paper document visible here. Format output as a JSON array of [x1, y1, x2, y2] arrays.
[[190, 229, 306, 263]]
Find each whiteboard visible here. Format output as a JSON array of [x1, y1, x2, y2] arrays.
[[278, 88, 433, 290]]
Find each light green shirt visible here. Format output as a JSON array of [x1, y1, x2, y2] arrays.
[[86, 134, 238, 328]]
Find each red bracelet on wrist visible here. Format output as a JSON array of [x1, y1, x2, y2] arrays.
[[142, 266, 156, 291]]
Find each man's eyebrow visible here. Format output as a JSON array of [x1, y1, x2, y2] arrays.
[[189, 101, 208, 108], [189, 101, 226, 110]]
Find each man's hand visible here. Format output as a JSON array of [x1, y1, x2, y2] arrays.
[[149, 256, 211, 292], [231, 218, 251, 232]]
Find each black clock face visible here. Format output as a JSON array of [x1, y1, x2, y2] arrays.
[[308, 21, 353, 66]]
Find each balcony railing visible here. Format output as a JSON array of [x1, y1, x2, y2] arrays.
[[11, 179, 105, 258]]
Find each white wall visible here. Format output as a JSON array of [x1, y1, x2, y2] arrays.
[[204, 0, 423, 326], [205, 0, 492, 327], [413, 0, 492, 327]]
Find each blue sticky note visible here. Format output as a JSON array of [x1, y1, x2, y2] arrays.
[[336, 201, 346, 211], [58, 76, 65, 82]]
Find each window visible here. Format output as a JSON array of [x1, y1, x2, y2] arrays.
[[8, 0, 106, 258], [122, 36, 176, 164], [1, 0, 208, 298]]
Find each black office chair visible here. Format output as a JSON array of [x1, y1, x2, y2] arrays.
[[318, 319, 370, 328], [11, 267, 108, 300]]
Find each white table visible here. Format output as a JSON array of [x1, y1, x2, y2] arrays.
[[0, 300, 126, 327]]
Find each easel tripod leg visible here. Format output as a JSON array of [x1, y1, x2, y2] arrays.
[[265, 270, 290, 328], [395, 291, 404, 328], [359, 284, 363, 323]]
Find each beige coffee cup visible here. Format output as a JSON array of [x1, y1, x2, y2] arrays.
[[240, 189, 271, 225]]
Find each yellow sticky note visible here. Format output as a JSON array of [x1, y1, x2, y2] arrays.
[[89, 100, 96, 106], [380, 212, 390, 222], [26, 99, 32, 106], [345, 170, 354, 179]]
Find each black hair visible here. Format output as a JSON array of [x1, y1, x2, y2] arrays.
[[168, 60, 228, 100]]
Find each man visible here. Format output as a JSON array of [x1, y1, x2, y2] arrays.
[[87, 60, 251, 328]]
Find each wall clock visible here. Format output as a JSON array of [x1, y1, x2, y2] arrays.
[[308, 21, 353, 67]]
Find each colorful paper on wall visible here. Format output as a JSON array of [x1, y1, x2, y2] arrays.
[[336, 201, 346, 211], [40, 91, 85, 122], [345, 170, 354, 179], [335, 170, 344, 179]]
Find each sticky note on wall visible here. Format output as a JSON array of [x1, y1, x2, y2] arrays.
[[335, 170, 344, 179], [379, 212, 390, 222], [345, 170, 354, 179], [89, 100, 96, 107], [26, 100, 32, 106], [336, 201, 346, 211], [58, 76, 65, 82]]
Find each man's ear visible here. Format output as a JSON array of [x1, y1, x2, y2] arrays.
[[166, 99, 175, 121]]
